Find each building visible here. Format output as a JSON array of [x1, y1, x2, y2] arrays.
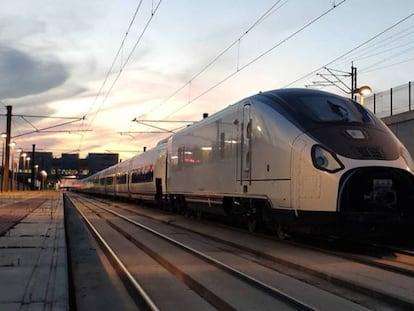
[[16, 151, 118, 189], [86, 153, 119, 176]]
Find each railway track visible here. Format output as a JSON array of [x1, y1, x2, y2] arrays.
[[81, 193, 414, 279], [68, 193, 316, 310], [66, 192, 414, 310]]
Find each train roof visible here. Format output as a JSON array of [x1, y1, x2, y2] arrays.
[[171, 88, 348, 135], [255, 88, 347, 101]]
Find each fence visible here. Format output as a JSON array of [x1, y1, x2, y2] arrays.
[[364, 81, 413, 118]]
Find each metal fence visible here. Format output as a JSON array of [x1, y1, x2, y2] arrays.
[[364, 81, 413, 118]]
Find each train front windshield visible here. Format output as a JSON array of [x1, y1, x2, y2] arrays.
[[268, 91, 400, 161], [287, 94, 375, 125]]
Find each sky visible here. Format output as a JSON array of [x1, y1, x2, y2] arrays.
[[0, 0, 413, 161]]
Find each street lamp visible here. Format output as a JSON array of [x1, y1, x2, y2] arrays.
[[353, 85, 373, 105]]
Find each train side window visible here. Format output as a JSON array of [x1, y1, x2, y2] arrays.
[[131, 167, 154, 183], [116, 173, 127, 184]]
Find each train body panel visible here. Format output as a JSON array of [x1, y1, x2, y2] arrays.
[[114, 158, 131, 197], [128, 142, 166, 201], [167, 96, 302, 212], [78, 88, 414, 234]]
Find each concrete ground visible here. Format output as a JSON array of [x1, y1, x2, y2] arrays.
[[0, 191, 68, 311]]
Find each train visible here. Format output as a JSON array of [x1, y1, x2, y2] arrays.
[[79, 88, 414, 237]]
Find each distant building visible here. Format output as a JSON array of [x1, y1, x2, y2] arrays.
[[17, 151, 119, 189], [86, 153, 119, 176]]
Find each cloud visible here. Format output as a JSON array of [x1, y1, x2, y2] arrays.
[[0, 44, 69, 100]]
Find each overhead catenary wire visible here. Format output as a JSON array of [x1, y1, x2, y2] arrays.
[[78, 0, 144, 152], [360, 56, 414, 75], [83, 0, 144, 120], [87, 0, 163, 129], [332, 25, 414, 69], [283, 12, 414, 88], [164, 0, 347, 119], [78, 0, 163, 153], [136, 0, 289, 119]]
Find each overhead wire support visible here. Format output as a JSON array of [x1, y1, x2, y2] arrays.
[[12, 117, 87, 139], [131, 119, 196, 123], [119, 131, 168, 134], [311, 66, 353, 94], [0, 112, 86, 138], [0, 114, 86, 120], [131, 118, 197, 134]]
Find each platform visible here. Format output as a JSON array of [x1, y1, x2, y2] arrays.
[[0, 191, 68, 311]]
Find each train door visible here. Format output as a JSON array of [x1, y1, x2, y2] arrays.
[[238, 102, 252, 190]]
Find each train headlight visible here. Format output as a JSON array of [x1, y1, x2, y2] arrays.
[[400, 146, 414, 171], [311, 145, 344, 173]]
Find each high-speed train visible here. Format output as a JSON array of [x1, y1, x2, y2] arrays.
[[79, 88, 414, 236]]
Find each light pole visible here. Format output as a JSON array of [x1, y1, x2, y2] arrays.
[[40, 170, 47, 190], [16, 148, 22, 190], [21, 153, 27, 190], [22, 153, 27, 172], [34, 164, 39, 190], [1, 133, 6, 191], [9, 142, 15, 191], [1, 133, 6, 169], [26, 157, 31, 172]]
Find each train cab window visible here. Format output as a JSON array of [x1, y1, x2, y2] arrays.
[[273, 93, 375, 129], [299, 96, 374, 124]]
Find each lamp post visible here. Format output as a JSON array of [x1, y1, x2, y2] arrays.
[[1, 133, 6, 169], [26, 157, 31, 173], [40, 170, 47, 190], [9, 142, 15, 191], [34, 164, 39, 190], [1, 133, 6, 191], [22, 153, 27, 172], [26, 157, 31, 189], [21, 153, 27, 190], [16, 148, 22, 190]]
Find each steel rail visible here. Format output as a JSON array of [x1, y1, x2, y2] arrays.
[[83, 195, 414, 310], [72, 199, 160, 311], [85, 198, 315, 311]]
